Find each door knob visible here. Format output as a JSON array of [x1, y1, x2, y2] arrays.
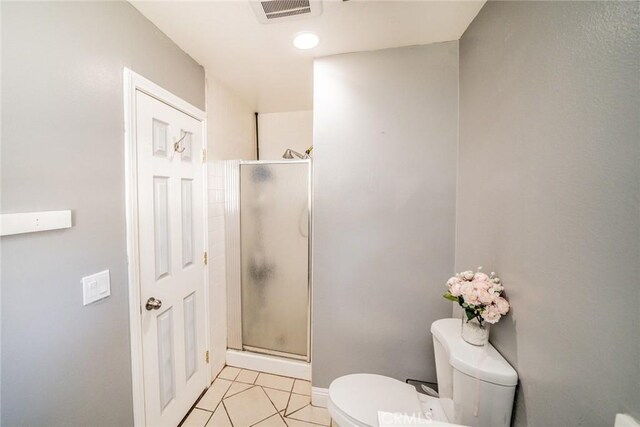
[[145, 297, 162, 311]]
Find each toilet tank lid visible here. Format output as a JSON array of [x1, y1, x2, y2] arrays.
[[431, 318, 518, 387]]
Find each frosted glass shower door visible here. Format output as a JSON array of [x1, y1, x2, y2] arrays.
[[240, 162, 310, 358]]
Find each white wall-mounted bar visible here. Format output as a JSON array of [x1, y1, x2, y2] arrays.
[[0, 210, 72, 237]]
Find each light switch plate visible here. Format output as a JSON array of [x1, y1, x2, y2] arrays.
[[82, 270, 110, 306]]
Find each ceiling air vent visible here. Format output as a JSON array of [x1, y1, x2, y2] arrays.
[[250, 0, 322, 24]]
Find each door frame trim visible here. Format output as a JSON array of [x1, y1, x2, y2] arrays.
[[123, 69, 209, 427]]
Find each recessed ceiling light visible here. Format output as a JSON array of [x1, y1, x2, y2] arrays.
[[293, 32, 319, 50]]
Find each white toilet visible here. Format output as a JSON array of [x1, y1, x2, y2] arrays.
[[328, 318, 518, 427]]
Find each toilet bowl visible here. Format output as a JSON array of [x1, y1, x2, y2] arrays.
[[327, 318, 518, 427]]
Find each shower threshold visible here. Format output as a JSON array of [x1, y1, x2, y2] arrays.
[[226, 349, 311, 380], [243, 345, 308, 362]]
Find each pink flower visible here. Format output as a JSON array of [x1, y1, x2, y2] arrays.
[[465, 293, 479, 305], [473, 279, 491, 291], [461, 282, 478, 304], [495, 297, 510, 315], [478, 290, 495, 305], [474, 272, 490, 283], [462, 271, 475, 281], [449, 282, 463, 297], [481, 304, 502, 324], [446, 277, 463, 297], [447, 277, 461, 287]]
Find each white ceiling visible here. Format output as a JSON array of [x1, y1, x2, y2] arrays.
[[131, 0, 485, 113]]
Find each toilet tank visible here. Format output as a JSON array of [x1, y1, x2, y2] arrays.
[[431, 319, 518, 427]]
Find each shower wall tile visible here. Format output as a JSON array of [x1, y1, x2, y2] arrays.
[[208, 159, 229, 378]]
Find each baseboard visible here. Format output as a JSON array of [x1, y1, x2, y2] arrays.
[[311, 387, 328, 408], [226, 349, 311, 380]]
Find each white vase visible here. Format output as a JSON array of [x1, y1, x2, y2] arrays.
[[461, 316, 490, 346]]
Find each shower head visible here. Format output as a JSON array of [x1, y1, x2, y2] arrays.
[[282, 149, 305, 159], [283, 146, 313, 159]]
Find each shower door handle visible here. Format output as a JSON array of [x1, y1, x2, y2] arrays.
[[145, 297, 162, 311]]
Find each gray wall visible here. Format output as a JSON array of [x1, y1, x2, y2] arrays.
[[457, 2, 640, 425], [312, 43, 458, 388], [1, 2, 204, 426]]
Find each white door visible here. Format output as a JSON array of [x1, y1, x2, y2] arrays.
[[136, 90, 207, 427]]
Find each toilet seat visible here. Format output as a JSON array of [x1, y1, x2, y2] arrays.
[[328, 374, 453, 427]]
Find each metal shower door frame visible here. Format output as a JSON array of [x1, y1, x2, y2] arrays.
[[227, 159, 312, 363]]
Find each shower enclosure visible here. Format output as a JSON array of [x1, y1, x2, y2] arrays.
[[225, 160, 311, 362]]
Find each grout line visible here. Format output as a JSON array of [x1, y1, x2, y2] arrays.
[[179, 407, 214, 427], [285, 404, 310, 418], [259, 384, 295, 394], [236, 368, 260, 385], [189, 368, 314, 427], [183, 387, 214, 425], [260, 385, 287, 417], [206, 400, 222, 417], [217, 365, 242, 382], [249, 412, 280, 427], [222, 400, 234, 427], [283, 388, 294, 416], [285, 403, 333, 426], [285, 407, 330, 427], [244, 386, 279, 427], [224, 382, 253, 399], [254, 370, 307, 383], [202, 409, 214, 427], [277, 411, 288, 426]]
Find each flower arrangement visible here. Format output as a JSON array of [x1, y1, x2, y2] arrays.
[[443, 267, 510, 325]]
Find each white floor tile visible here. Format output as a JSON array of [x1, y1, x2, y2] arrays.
[[288, 405, 332, 426], [292, 379, 311, 396], [225, 381, 253, 398], [206, 404, 232, 427], [236, 369, 259, 384], [285, 394, 311, 416], [223, 386, 278, 427], [218, 366, 241, 381], [182, 409, 212, 427], [263, 387, 290, 412], [283, 417, 323, 427], [187, 367, 329, 427], [254, 413, 288, 427], [256, 373, 295, 392], [196, 379, 232, 411]]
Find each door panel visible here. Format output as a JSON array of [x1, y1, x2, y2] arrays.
[[136, 90, 207, 426]]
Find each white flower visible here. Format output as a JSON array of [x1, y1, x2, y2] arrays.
[[462, 271, 475, 280], [490, 283, 504, 295]]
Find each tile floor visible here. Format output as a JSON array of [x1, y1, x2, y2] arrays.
[[181, 366, 335, 427]]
